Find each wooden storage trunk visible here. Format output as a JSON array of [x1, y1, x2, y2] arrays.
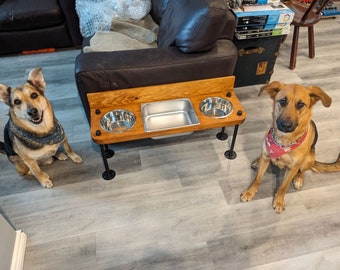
[[233, 35, 282, 87]]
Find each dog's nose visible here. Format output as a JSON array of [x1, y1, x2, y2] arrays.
[[276, 118, 296, 133], [28, 108, 38, 118]]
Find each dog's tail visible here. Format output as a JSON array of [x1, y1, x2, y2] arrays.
[[311, 153, 340, 173], [0, 142, 6, 155]]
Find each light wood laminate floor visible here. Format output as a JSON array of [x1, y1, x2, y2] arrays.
[[0, 17, 339, 269]]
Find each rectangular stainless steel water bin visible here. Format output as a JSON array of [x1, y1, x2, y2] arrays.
[[141, 98, 200, 132]]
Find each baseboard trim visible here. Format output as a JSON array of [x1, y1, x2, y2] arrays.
[[11, 230, 27, 270]]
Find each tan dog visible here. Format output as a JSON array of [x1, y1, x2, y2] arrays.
[[241, 81, 340, 213], [0, 68, 83, 188]]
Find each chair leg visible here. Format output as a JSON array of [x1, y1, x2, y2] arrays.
[[290, 26, 299, 70], [308, 26, 315, 58]]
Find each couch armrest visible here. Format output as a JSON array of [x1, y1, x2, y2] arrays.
[[58, 0, 82, 46], [220, 9, 236, 41], [75, 40, 237, 121]]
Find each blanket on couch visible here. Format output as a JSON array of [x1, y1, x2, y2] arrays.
[[83, 14, 158, 52]]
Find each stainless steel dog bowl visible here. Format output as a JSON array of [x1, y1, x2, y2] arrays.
[[100, 110, 136, 133], [200, 97, 233, 118]]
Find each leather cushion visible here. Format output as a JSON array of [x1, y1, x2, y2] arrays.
[[0, 0, 64, 31], [150, 0, 169, 24], [157, 0, 228, 53]]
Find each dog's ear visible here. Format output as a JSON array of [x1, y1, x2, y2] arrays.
[[0, 83, 11, 105], [307, 86, 332, 107], [258, 81, 285, 100], [27, 68, 46, 92]]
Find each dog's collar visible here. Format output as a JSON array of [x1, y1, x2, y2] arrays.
[[265, 125, 308, 159], [7, 118, 65, 150]]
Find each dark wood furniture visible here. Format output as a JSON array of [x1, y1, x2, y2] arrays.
[[285, 0, 331, 69], [0, 0, 82, 55]]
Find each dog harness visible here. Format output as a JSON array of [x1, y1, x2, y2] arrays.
[[265, 125, 308, 159], [4, 117, 65, 156]]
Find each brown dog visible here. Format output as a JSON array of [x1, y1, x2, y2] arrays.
[[241, 81, 340, 213], [0, 68, 83, 188]]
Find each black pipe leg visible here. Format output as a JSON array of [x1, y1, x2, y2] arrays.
[[216, 127, 228, 141], [224, 125, 239, 160], [99, 144, 116, 180]]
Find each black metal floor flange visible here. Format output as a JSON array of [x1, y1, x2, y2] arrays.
[[102, 169, 116, 180], [104, 145, 115, 158], [216, 127, 228, 141], [99, 144, 116, 180], [224, 150, 237, 159], [224, 125, 239, 160]]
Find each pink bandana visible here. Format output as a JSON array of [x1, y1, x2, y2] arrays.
[[265, 125, 308, 159]]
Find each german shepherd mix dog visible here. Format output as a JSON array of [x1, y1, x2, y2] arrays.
[[0, 68, 83, 188], [241, 81, 340, 213]]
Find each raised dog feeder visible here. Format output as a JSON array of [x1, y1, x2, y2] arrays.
[[100, 109, 136, 133], [200, 97, 233, 118]]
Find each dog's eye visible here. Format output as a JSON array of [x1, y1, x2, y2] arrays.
[[14, 99, 22, 105], [297, 102, 305, 110], [278, 98, 287, 107], [31, 93, 38, 99]]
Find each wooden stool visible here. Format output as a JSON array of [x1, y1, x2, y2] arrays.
[[285, 0, 331, 70]]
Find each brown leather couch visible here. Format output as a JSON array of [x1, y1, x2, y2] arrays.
[[75, 0, 238, 122], [0, 0, 82, 54]]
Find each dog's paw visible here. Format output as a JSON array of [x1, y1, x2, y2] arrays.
[[41, 179, 54, 189], [44, 157, 55, 165], [39, 175, 53, 188], [273, 197, 285, 213], [293, 177, 304, 189], [37, 172, 53, 188], [240, 190, 255, 202], [55, 152, 68, 161], [69, 153, 83, 164], [250, 158, 260, 170]]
